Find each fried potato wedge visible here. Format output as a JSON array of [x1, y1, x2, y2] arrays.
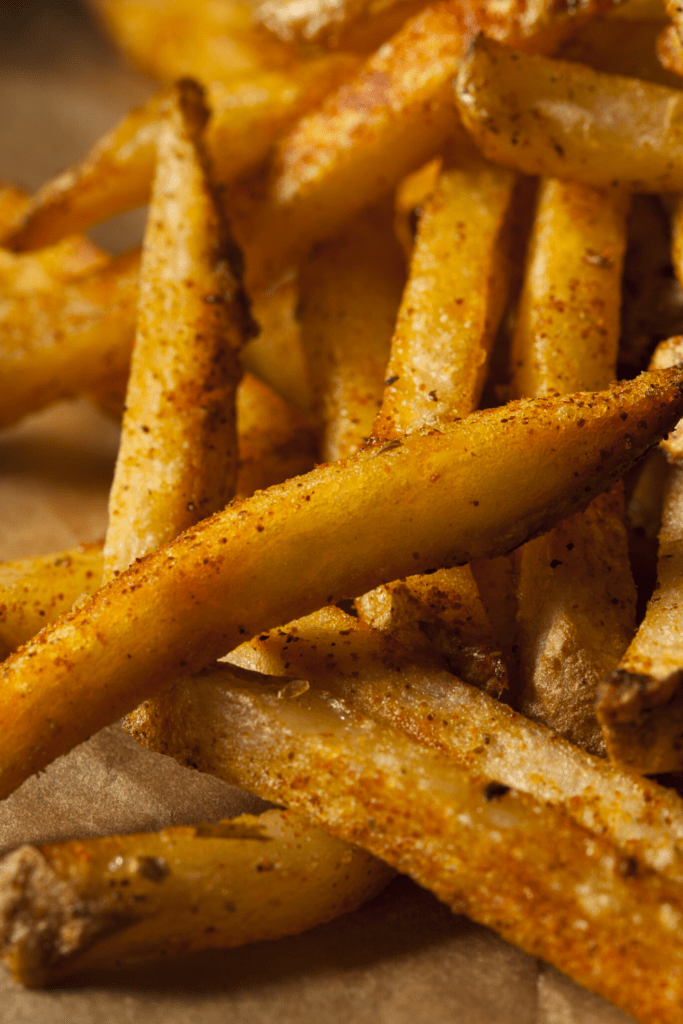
[[133, 659, 683, 1024], [0, 808, 392, 987], [0, 247, 139, 429], [455, 36, 683, 192], [299, 203, 405, 461], [103, 81, 249, 578], [6, 57, 359, 253], [0, 372, 680, 797], [230, 0, 472, 288], [510, 179, 634, 753]]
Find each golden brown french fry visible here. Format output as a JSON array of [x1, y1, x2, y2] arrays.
[[0, 371, 679, 798], [0, 808, 392, 987], [103, 80, 249, 578], [253, 0, 426, 46], [510, 179, 633, 753], [393, 156, 442, 261], [467, 0, 618, 54], [132, 658, 683, 1024], [455, 35, 683, 191], [230, 0, 473, 289], [299, 203, 405, 461], [373, 149, 514, 440], [0, 247, 139, 429], [598, 338, 683, 772], [6, 57, 360, 253], [356, 146, 514, 694], [0, 543, 104, 663], [658, 22, 683, 75], [245, 275, 312, 416]]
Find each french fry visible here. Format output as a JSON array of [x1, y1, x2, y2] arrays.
[[102, 81, 250, 578], [0, 808, 393, 987], [245, 275, 312, 416], [393, 156, 442, 261], [0, 372, 679, 798], [253, 0, 427, 47], [0, 247, 139, 429], [131, 658, 683, 1024], [299, 203, 405, 461], [5, 56, 360, 253], [455, 35, 683, 192], [467, 0, 618, 55], [509, 179, 633, 753], [356, 145, 514, 694], [230, 0, 473, 289], [658, 22, 683, 75], [559, 17, 682, 86], [598, 338, 683, 773]]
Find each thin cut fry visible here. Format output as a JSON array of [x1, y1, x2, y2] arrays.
[[230, 0, 473, 288], [510, 179, 633, 753], [132, 658, 683, 1024], [455, 36, 683, 192], [0, 372, 679, 798], [6, 57, 360, 253], [103, 81, 250, 579], [357, 145, 514, 694], [299, 203, 405, 461], [0, 808, 392, 987]]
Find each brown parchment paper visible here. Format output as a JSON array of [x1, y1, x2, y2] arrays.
[[0, 3, 638, 1021]]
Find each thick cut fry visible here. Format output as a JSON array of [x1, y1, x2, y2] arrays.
[[455, 36, 683, 192], [597, 339, 683, 772], [0, 248, 139, 429], [132, 660, 683, 1024], [467, 0, 618, 54], [245, 275, 312, 416], [230, 1, 473, 288], [0, 543, 103, 663], [0, 808, 392, 987], [393, 156, 442, 261], [103, 82, 250, 578], [0, 372, 679, 798], [357, 147, 514, 695], [299, 204, 405, 461], [510, 179, 633, 753], [6, 58, 360, 253], [373, 150, 514, 440]]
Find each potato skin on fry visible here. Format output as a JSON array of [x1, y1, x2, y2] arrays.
[[0, 809, 392, 987], [0, 372, 681, 798], [455, 36, 683, 192]]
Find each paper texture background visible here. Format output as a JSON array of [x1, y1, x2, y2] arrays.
[[0, 3, 638, 1021]]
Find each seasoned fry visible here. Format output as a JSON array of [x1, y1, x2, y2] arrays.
[[0, 247, 139, 429], [510, 179, 633, 753], [455, 36, 683, 192], [467, 0, 618, 55], [102, 81, 250, 578], [598, 338, 683, 773], [393, 156, 442, 261], [356, 146, 514, 694], [299, 203, 405, 461], [246, 275, 312, 416], [230, 0, 473, 288], [6, 57, 360, 253], [373, 149, 514, 440], [133, 659, 683, 1024], [0, 372, 679, 798], [0, 808, 393, 987], [253, 0, 427, 47]]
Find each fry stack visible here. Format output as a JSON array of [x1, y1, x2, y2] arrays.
[[2, 0, 683, 1020]]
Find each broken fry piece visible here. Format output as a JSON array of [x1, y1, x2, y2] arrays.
[[0, 809, 392, 987], [0, 372, 679, 798]]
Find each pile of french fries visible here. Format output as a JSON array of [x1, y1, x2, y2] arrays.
[[6, 0, 683, 1018]]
